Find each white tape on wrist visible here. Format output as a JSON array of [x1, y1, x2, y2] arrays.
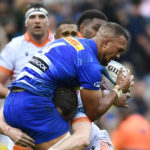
[[112, 85, 123, 98]]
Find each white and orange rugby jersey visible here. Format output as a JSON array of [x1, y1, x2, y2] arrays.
[[0, 30, 54, 81]]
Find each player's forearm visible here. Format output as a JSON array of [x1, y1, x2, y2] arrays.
[[52, 122, 91, 150], [54, 134, 87, 150], [98, 90, 118, 114], [0, 83, 10, 98], [87, 90, 118, 121], [0, 107, 11, 135]]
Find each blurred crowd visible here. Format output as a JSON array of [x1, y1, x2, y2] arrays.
[[0, 0, 150, 149]]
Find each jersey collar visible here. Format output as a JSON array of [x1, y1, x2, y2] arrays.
[[24, 29, 53, 47]]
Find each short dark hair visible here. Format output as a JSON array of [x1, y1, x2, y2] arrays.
[[25, 3, 47, 14], [56, 20, 76, 30], [100, 22, 130, 41], [54, 87, 78, 121], [77, 9, 108, 28]]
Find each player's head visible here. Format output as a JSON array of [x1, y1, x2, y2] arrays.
[[25, 3, 49, 38], [54, 87, 78, 121], [77, 9, 108, 38], [94, 22, 129, 66], [55, 20, 78, 39]]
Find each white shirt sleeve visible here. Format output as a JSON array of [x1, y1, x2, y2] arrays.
[[0, 41, 14, 71]]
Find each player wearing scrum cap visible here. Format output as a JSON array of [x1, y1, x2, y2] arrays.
[[0, 2, 54, 149], [0, 2, 54, 98]]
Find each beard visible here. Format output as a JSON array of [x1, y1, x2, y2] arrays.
[[99, 56, 109, 66], [101, 60, 108, 66]]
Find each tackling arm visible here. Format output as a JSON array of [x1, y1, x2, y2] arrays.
[[0, 107, 35, 148]]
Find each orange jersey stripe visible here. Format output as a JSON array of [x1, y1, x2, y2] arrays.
[[24, 29, 52, 47], [72, 117, 91, 124], [0, 66, 13, 75]]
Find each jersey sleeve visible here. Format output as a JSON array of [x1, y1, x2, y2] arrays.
[[77, 62, 102, 90], [0, 42, 14, 75]]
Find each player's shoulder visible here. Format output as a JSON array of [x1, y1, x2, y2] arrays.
[[11, 35, 24, 42], [78, 38, 95, 45], [8, 35, 25, 47], [1, 35, 24, 53], [79, 38, 97, 53], [63, 37, 94, 49]]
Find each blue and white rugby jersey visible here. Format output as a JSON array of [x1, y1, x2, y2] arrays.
[[9, 37, 103, 97]]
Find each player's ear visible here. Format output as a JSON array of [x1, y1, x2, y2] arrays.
[[102, 37, 109, 48], [46, 18, 49, 26], [56, 107, 62, 115], [79, 23, 85, 33]]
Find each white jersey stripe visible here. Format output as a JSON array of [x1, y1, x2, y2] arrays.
[[40, 42, 66, 56]]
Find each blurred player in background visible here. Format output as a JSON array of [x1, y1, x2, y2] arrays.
[[0, 2, 54, 98], [77, 9, 108, 38], [54, 20, 78, 39]]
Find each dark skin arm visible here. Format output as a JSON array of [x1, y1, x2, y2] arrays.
[[80, 68, 133, 121], [81, 88, 118, 121]]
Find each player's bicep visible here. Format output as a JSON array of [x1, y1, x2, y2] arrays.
[[80, 88, 102, 121], [0, 45, 14, 76], [0, 71, 10, 84]]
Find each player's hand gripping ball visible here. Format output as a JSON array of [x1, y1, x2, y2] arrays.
[[101, 60, 127, 90]]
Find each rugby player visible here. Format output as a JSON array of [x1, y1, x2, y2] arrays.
[[53, 10, 130, 150], [54, 20, 78, 39], [3, 22, 133, 150], [0, 2, 54, 148], [77, 9, 108, 38], [54, 20, 114, 150]]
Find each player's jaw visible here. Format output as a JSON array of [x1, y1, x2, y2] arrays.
[[101, 54, 117, 66]]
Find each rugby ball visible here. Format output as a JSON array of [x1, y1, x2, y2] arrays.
[[101, 60, 127, 90]]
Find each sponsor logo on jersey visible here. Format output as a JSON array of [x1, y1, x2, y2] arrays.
[[29, 56, 48, 72], [94, 81, 100, 88], [64, 37, 84, 51]]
